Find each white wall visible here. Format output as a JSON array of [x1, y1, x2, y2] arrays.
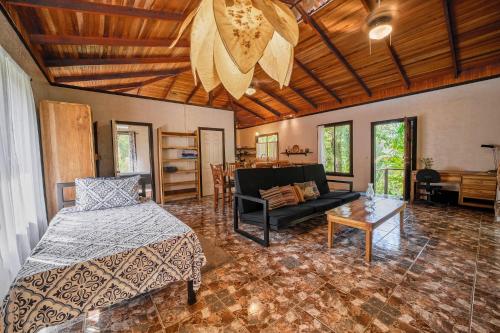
[[238, 78, 500, 191]]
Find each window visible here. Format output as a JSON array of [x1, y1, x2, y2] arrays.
[[319, 121, 353, 176], [117, 131, 137, 173], [256, 133, 278, 161]]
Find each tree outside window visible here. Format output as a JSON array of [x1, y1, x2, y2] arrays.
[[320, 121, 353, 176]]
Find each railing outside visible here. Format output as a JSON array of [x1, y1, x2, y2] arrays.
[[375, 168, 404, 196]]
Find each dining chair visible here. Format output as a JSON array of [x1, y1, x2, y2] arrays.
[[210, 164, 232, 210]]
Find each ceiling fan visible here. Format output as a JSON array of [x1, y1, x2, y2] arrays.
[[363, 0, 399, 53]]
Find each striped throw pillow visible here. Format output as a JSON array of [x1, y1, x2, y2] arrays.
[[259, 186, 287, 210], [293, 185, 306, 203], [280, 185, 300, 206], [294, 181, 320, 200]]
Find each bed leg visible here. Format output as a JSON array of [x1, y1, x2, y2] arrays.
[[187, 280, 196, 305]]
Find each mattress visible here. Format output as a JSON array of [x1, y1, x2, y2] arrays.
[[0, 201, 206, 333]]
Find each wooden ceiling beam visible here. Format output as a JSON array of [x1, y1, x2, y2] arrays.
[[186, 83, 201, 104], [233, 100, 266, 120], [441, 0, 460, 78], [245, 95, 282, 117], [288, 85, 317, 109], [44, 56, 190, 67], [30, 34, 189, 47], [359, 0, 410, 89], [259, 87, 299, 113], [54, 67, 190, 83], [211, 85, 225, 102], [6, 0, 184, 21], [87, 76, 168, 91], [297, 4, 371, 97], [163, 76, 178, 99], [295, 59, 341, 103]]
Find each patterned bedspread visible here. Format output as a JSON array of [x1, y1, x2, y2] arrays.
[[0, 201, 206, 333]]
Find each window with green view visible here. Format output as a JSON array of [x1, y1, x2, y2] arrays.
[[256, 133, 278, 161], [321, 121, 352, 176]]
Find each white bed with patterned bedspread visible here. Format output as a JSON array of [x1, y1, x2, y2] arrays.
[[0, 201, 206, 333]]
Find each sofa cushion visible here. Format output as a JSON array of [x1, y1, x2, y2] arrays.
[[240, 204, 315, 228], [303, 164, 330, 195], [301, 198, 343, 212], [235, 168, 276, 213], [294, 181, 320, 200], [320, 191, 360, 203], [273, 166, 305, 186]]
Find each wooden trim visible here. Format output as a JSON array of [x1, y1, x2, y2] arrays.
[[6, 0, 184, 21], [288, 85, 317, 109], [44, 56, 190, 68], [297, 4, 371, 97], [245, 95, 282, 117], [113, 121, 156, 201], [54, 67, 189, 83], [321, 120, 353, 177], [198, 127, 226, 196], [441, 0, 460, 78], [295, 58, 342, 103], [259, 87, 299, 113], [30, 34, 190, 47]]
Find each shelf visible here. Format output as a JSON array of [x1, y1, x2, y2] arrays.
[[280, 151, 313, 156], [164, 180, 198, 186], [163, 146, 197, 150], [160, 132, 197, 137], [163, 158, 198, 162], [164, 169, 197, 174]]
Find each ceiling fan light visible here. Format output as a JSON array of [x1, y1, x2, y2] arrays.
[[245, 87, 257, 95], [369, 23, 392, 40]]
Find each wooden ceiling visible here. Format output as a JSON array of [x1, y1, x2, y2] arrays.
[[1, 0, 499, 128]]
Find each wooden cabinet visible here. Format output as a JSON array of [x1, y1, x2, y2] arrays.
[[39, 100, 95, 219]]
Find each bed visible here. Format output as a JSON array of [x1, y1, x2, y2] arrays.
[[0, 181, 206, 333]]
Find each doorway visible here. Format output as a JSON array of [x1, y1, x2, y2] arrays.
[[371, 117, 417, 200], [199, 127, 225, 196], [111, 120, 156, 201]]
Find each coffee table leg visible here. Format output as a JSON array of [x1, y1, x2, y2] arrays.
[[365, 230, 372, 262], [328, 220, 334, 248]]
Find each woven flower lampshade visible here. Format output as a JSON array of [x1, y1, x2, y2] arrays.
[[171, 0, 299, 99]]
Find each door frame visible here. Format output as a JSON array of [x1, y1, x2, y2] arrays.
[[111, 120, 156, 201], [198, 127, 226, 196], [370, 117, 417, 200]]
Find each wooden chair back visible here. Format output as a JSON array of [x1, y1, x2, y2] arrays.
[[210, 164, 225, 187]]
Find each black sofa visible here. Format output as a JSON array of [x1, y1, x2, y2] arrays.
[[233, 164, 360, 246]]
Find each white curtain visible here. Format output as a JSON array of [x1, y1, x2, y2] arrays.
[[317, 125, 325, 165], [0, 46, 47, 298]]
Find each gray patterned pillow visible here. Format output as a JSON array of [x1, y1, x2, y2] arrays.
[[75, 176, 140, 211]]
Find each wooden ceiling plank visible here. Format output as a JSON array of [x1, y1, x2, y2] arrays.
[[54, 67, 190, 83], [297, 4, 372, 97], [288, 85, 317, 109], [441, 0, 460, 78], [208, 91, 214, 106], [245, 95, 282, 117], [163, 76, 178, 99], [44, 56, 190, 67], [6, 0, 184, 21], [359, 0, 410, 89], [295, 58, 341, 103], [30, 34, 189, 47], [233, 100, 266, 120], [88, 76, 168, 90], [259, 87, 299, 113], [186, 83, 201, 104]]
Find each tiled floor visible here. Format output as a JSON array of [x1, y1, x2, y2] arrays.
[[59, 197, 498, 333]]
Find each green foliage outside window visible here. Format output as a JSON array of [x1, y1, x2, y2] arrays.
[[323, 123, 351, 175], [373, 122, 405, 197], [117, 132, 135, 173]]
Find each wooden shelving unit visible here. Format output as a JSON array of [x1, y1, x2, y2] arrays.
[[158, 130, 200, 203]]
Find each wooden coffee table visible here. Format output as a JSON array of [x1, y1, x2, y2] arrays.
[[326, 197, 406, 262]]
